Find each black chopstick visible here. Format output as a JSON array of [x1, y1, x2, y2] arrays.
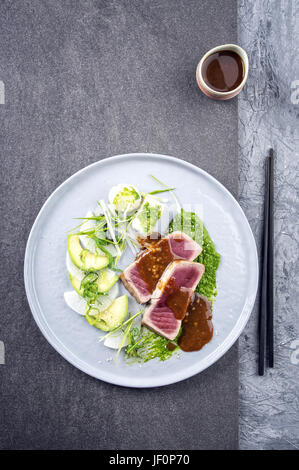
[[259, 156, 270, 376], [267, 149, 274, 367], [258, 149, 275, 375]]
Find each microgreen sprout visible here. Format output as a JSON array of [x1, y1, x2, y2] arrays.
[[99, 309, 144, 343]]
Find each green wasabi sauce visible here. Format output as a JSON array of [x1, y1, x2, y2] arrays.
[[196, 225, 221, 301]]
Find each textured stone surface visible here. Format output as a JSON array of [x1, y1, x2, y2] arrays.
[[238, 0, 299, 450], [0, 0, 239, 450]]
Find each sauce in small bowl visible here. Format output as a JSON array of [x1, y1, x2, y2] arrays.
[[196, 44, 248, 100]]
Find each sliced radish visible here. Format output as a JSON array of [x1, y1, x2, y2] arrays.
[[64, 291, 87, 315], [104, 333, 129, 349], [64, 282, 119, 316], [96, 282, 119, 312], [79, 210, 96, 252]]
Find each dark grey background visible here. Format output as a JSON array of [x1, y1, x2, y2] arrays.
[[0, 0, 238, 449]]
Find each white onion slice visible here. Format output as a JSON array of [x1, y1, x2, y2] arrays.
[[104, 333, 129, 349]]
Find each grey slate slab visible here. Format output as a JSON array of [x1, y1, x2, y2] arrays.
[[238, 0, 299, 450], [0, 0, 238, 449]]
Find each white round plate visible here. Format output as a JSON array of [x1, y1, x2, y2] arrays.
[[24, 153, 258, 387]]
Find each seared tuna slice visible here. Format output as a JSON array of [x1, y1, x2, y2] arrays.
[[142, 260, 205, 340], [167, 231, 202, 260], [120, 231, 202, 304], [120, 263, 151, 304]]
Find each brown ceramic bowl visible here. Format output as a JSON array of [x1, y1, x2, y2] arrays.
[[196, 44, 249, 100]]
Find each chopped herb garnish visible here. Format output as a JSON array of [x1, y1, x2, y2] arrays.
[[125, 326, 179, 363]]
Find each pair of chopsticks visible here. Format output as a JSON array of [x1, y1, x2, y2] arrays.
[[258, 149, 274, 375]]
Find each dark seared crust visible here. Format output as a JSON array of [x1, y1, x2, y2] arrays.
[[120, 270, 148, 304]]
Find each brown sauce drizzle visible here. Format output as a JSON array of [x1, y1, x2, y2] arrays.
[[137, 233, 161, 248], [164, 277, 192, 320], [167, 342, 177, 351], [178, 294, 213, 352], [135, 237, 173, 293]]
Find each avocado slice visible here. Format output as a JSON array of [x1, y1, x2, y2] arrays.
[[69, 270, 119, 296], [67, 234, 109, 272], [85, 295, 128, 331]]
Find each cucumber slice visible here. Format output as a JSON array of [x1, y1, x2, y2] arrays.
[[95, 269, 119, 293], [69, 274, 84, 296], [66, 252, 85, 281], [67, 234, 109, 272], [85, 295, 128, 332], [69, 269, 119, 296]]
